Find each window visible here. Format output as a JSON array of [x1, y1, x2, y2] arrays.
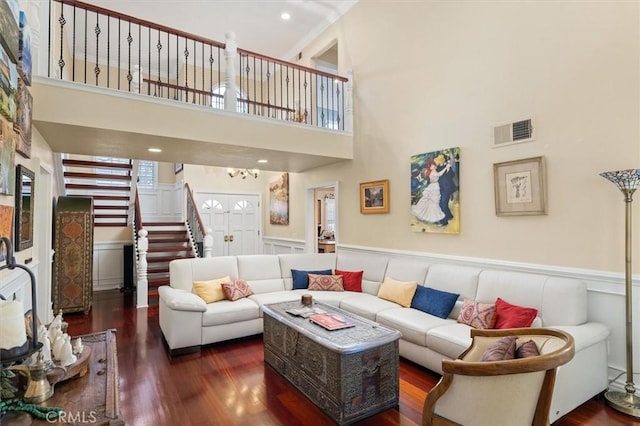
[[325, 198, 336, 232], [211, 84, 248, 113], [137, 160, 157, 189]]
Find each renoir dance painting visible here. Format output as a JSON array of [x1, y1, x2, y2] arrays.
[[410, 147, 460, 234]]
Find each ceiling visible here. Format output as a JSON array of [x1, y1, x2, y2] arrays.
[[81, 0, 357, 62]]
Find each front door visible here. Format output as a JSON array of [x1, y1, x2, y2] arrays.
[[195, 192, 261, 256]]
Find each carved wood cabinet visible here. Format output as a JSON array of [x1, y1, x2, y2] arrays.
[[52, 196, 94, 314]]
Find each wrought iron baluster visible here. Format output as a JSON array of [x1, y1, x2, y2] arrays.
[[84, 8, 87, 83], [58, 4, 66, 78], [107, 17, 110, 88], [94, 13, 101, 86], [245, 57, 250, 113], [117, 18, 121, 90], [253, 56, 256, 115], [184, 37, 189, 103], [304, 72, 308, 124], [71, 5, 75, 80], [336, 82, 342, 130], [209, 45, 214, 106], [156, 29, 162, 97], [126, 21, 133, 91], [266, 61, 271, 117], [286, 65, 290, 119]]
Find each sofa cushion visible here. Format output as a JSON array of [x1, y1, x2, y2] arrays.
[[426, 323, 474, 359], [376, 307, 453, 347], [170, 257, 238, 292], [308, 274, 344, 291], [411, 286, 459, 319], [291, 269, 332, 290], [339, 293, 399, 321], [192, 276, 231, 303], [249, 291, 302, 317], [494, 297, 538, 329], [334, 269, 363, 292], [377, 277, 418, 308], [424, 264, 481, 301], [222, 279, 254, 301], [202, 298, 260, 327], [480, 336, 517, 361], [384, 257, 430, 284], [457, 300, 496, 329]]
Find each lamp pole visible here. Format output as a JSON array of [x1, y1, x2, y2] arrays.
[[600, 169, 640, 418]]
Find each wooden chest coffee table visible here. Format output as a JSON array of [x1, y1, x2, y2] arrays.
[[263, 301, 401, 425]]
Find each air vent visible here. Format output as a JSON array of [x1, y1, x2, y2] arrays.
[[492, 118, 535, 147]]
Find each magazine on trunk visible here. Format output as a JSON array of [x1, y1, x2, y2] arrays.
[[308, 313, 356, 330], [286, 306, 327, 318]]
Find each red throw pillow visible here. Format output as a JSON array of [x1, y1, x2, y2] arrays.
[[334, 269, 363, 292], [493, 297, 538, 329]]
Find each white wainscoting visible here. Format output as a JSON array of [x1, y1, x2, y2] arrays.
[[0, 262, 38, 315], [262, 237, 306, 254], [337, 244, 639, 393], [93, 241, 128, 291], [139, 183, 183, 222]]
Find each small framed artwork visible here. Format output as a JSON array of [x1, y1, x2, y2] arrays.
[[493, 156, 547, 216], [174, 163, 183, 174], [360, 179, 389, 214]]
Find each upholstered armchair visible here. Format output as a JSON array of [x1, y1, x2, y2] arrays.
[[422, 328, 575, 426]]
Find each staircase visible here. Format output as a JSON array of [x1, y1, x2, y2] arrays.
[[144, 221, 195, 300], [62, 156, 132, 227]]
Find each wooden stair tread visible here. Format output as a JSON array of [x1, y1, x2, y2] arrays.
[[144, 222, 185, 226], [146, 230, 187, 235], [66, 183, 131, 191], [64, 172, 131, 180], [95, 223, 128, 227], [94, 205, 129, 210], [146, 238, 189, 243], [63, 159, 132, 169], [91, 195, 130, 201], [147, 246, 192, 253], [147, 255, 195, 263], [94, 214, 128, 218]]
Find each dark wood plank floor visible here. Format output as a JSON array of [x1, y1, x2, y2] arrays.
[[61, 290, 639, 426]]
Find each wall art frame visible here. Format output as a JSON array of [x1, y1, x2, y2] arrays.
[[360, 179, 389, 214], [269, 172, 289, 225], [174, 162, 183, 174], [493, 156, 547, 216]]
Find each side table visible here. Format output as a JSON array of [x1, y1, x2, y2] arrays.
[[1, 329, 123, 425]]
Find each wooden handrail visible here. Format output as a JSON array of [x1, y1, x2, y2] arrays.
[[143, 78, 296, 113], [185, 183, 205, 235], [134, 190, 143, 231], [55, 0, 225, 48], [237, 48, 349, 82]]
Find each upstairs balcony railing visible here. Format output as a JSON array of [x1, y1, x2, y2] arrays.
[[48, 0, 352, 131]]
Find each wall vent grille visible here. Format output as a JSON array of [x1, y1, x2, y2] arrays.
[[492, 118, 535, 147]]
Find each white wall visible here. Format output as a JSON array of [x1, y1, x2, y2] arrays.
[[292, 0, 640, 274]]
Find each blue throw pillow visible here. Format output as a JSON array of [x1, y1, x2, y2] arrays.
[[291, 269, 333, 290], [411, 286, 459, 319]]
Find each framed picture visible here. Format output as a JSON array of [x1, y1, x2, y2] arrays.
[[360, 179, 389, 214], [174, 163, 183, 174], [493, 156, 547, 216], [410, 147, 460, 233], [14, 78, 31, 158], [0, 0, 20, 64], [0, 204, 13, 261], [269, 173, 289, 225], [0, 116, 16, 195]]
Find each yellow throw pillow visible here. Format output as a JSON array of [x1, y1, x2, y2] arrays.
[[377, 277, 418, 308], [193, 276, 231, 303]]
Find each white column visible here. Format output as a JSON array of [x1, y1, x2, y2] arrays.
[[224, 32, 238, 112], [131, 65, 143, 94], [136, 229, 148, 308], [203, 227, 213, 258], [344, 69, 353, 133]]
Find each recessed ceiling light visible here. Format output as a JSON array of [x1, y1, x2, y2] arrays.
[[257, 159, 268, 163], [148, 148, 162, 153], [281, 12, 290, 20]]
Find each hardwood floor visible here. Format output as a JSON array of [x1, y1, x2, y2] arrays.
[[61, 290, 638, 426]]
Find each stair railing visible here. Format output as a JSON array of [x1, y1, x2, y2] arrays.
[[185, 183, 212, 257], [134, 189, 148, 308], [48, 0, 352, 132]]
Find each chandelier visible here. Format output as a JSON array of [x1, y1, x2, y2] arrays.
[[227, 168, 259, 179]]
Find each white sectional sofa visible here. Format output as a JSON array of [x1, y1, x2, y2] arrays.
[[158, 251, 610, 422]]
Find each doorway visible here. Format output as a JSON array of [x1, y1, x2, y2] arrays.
[[194, 192, 261, 256], [306, 182, 339, 253]]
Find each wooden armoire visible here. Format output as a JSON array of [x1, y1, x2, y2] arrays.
[[52, 196, 94, 314]]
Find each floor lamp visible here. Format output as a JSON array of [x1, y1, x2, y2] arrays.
[[600, 168, 640, 418]]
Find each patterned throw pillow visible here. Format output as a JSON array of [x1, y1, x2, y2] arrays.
[[457, 300, 497, 329], [516, 339, 540, 358], [192, 276, 231, 303], [480, 336, 517, 362], [308, 274, 344, 291], [221, 279, 254, 301]]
